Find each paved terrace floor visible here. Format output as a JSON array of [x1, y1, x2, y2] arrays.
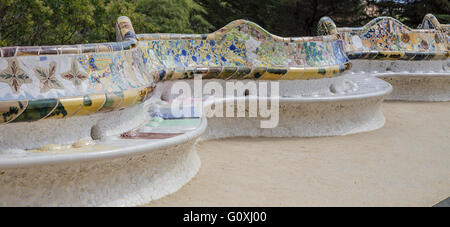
[[145, 102, 450, 207]]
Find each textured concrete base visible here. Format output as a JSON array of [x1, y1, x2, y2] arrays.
[[158, 77, 347, 99], [202, 96, 385, 140], [350, 59, 448, 74], [0, 139, 200, 207], [378, 74, 450, 101], [350, 59, 450, 102], [158, 75, 391, 139]]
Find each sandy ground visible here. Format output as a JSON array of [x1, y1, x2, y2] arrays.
[[146, 102, 450, 207]]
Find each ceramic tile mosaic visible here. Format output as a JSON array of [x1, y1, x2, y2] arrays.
[[417, 14, 441, 30], [318, 15, 449, 60], [0, 17, 147, 124], [135, 19, 351, 82], [417, 14, 450, 48], [0, 16, 351, 125]]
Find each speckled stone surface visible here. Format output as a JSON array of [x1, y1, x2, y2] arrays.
[[0, 103, 148, 150], [349, 59, 450, 101], [0, 139, 200, 207], [156, 75, 392, 139]]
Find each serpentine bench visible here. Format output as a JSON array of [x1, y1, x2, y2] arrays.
[[0, 16, 391, 206], [318, 15, 450, 101], [122, 17, 391, 139]]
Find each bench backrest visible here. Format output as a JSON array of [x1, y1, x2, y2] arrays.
[[116, 17, 351, 81], [418, 14, 450, 47], [318, 15, 449, 60]]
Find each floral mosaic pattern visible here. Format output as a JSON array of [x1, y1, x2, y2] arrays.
[[318, 15, 449, 60], [61, 58, 90, 91], [0, 17, 152, 123], [0, 59, 32, 94], [35, 61, 64, 93]]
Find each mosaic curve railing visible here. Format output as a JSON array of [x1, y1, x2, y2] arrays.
[[0, 16, 352, 125], [118, 16, 351, 81], [0, 22, 153, 124], [418, 14, 450, 46], [318, 16, 449, 60]]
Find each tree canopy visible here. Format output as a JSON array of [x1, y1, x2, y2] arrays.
[[0, 0, 448, 46]]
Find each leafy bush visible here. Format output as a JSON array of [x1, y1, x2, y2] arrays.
[[0, 0, 448, 46]]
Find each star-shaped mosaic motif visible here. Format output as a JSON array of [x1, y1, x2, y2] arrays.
[[0, 59, 32, 94], [61, 58, 89, 90], [34, 61, 64, 93]]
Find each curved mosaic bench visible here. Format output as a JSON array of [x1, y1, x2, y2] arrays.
[[318, 15, 450, 101], [0, 25, 203, 205], [135, 20, 351, 80], [0, 25, 156, 149], [0, 16, 392, 206], [126, 16, 391, 139]]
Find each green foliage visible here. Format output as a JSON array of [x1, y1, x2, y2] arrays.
[[0, 0, 53, 46], [0, 0, 211, 46], [0, 0, 448, 46], [136, 0, 213, 33], [0, 0, 104, 45], [197, 0, 449, 35], [98, 0, 156, 42], [366, 0, 450, 25], [196, 0, 368, 36]]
